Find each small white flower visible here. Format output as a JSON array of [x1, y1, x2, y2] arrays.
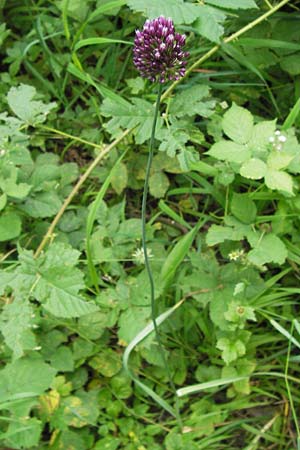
[[228, 249, 245, 261], [33, 346, 42, 351], [269, 130, 286, 151], [132, 247, 153, 265]]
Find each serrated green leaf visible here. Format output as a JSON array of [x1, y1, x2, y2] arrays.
[[102, 97, 162, 144], [0, 357, 56, 403], [217, 337, 246, 364], [230, 193, 257, 224], [265, 169, 294, 195], [169, 85, 216, 117], [0, 212, 22, 241], [247, 233, 287, 265], [158, 127, 189, 158], [207, 140, 251, 164], [222, 103, 253, 144], [239, 158, 267, 179], [267, 151, 294, 170], [0, 299, 35, 360], [35, 266, 99, 318], [127, 0, 199, 24], [20, 191, 62, 218], [193, 6, 225, 43], [7, 84, 56, 125], [206, 0, 257, 9]]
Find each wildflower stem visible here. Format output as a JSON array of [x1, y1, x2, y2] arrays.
[[141, 83, 182, 427]]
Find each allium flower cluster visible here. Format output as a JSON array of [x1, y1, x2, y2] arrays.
[[133, 16, 188, 83]]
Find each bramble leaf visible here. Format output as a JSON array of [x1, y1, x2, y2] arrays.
[[102, 97, 162, 144], [7, 84, 56, 125]]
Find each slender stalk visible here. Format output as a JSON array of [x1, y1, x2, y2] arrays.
[[141, 83, 182, 427]]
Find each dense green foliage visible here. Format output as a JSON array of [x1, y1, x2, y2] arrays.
[[1, 0, 300, 448]]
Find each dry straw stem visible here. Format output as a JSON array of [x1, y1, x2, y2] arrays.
[[34, 0, 291, 257]]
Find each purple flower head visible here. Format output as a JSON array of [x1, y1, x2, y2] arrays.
[[133, 16, 189, 83]]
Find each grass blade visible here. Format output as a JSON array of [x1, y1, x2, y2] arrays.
[[86, 151, 127, 292], [123, 299, 184, 418]]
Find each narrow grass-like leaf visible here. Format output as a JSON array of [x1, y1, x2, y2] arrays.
[[74, 37, 133, 51], [239, 38, 300, 50], [158, 200, 191, 230], [123, 299, 184, 417], [67, 62, 128, 105], [177, 376, 248, 397], [86, 151, 127, 292], [270, 319, 300, 350], [160, 221, 201, 289], [282, 98, 300, 130]]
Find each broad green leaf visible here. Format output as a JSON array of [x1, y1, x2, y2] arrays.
[[207, 140, 251, 164], [280, 54, 300, 76], [20, 191, 62, 218], [0, 193, 7, 210], [169, 85, 216, 117], [217, 337, 246, 364], [111, 162, 128, 195], [222, 103, 253, 144], [149, 171, 170, 198], [7, 84, 56, 125], [102, 97, 162, 144], [206, 0, 257, 8], [239, 158, 267, 179], [3, 417, 42, 450], [230, 193, 257, 224], [0, 212, 21, 241], [247, 233, 287, 266], [0, 299, 35, 360], [264, 169, 294, 195], [127, 0, 199, 24], [193, 6, 225, 43], [89, 349, 121, 377], [50, 346, 74, 372], [0, 357, 56, 403], [267, 151, 294, 170], [35, 266, 99, 318], [206, 224, 242, 245], [247, 120, 276, 157]]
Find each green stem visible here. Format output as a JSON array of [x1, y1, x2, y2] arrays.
[[141, 83, 182, 427]]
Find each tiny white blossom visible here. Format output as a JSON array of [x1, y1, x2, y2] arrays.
[[132, 247, 153, 265], [268, 136, 275, 143], [278, 135, 286, 143], [228, 249, 245, 261], [275, 130, 281, 136]]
